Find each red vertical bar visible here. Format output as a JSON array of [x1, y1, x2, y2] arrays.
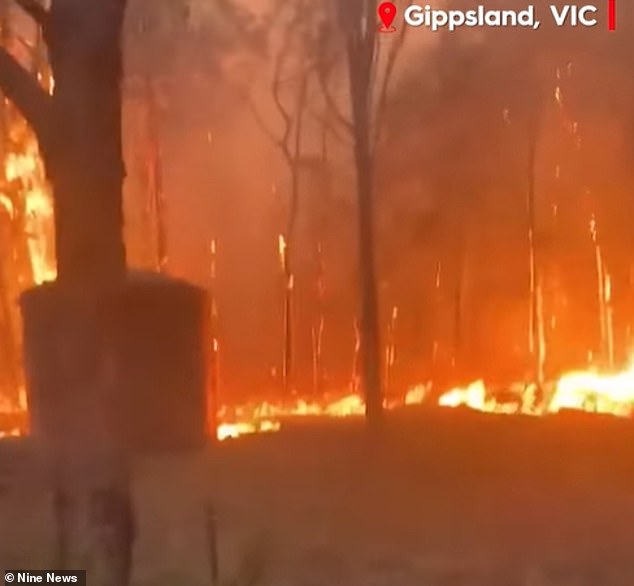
[[608, 0, 616, 31]]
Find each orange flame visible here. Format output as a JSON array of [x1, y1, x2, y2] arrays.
[[4, 133, 56, 285]]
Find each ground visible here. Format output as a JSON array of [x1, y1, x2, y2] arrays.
[[2, 408, 634, 585]]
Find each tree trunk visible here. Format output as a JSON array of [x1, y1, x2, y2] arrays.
[[349, 76, 383, 429], [527, 113, 544, 388], [281, 76, 307, 396], [0, 1, 135, 583], [344, 0, 384, 430], [45, 0, 127, 287], [353, 134, 383, 428], [44, 3, 133, 583]]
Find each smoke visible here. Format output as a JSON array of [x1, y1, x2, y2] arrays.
[[121, 0, 634, 399]]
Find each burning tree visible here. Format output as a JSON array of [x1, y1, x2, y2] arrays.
[[246, 0, 311, 396], [314, 0, 406, 429], [124, 0, 254, 273], [0, 2, 55, 412], [245, 0, 337, 396], [373, 0, 634, 404], [0, 0, 218, 578], [0, 0, 127, 283]]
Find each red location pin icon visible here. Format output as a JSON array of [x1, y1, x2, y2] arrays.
[[378, 1, 397, 33]]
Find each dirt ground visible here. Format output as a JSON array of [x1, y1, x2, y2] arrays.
[[2, 409, 634, 585]]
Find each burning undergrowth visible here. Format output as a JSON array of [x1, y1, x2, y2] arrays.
[[2, 2, 634, 444], [3, 359, 634, 441], [214, 356, 634, 441]]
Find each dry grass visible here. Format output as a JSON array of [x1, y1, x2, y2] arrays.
[[2, 409, 634, 585]]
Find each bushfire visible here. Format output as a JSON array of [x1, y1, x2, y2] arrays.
[[2, 108, 634, 442], [3, 362, 634, 441], [1, 35, 633, 443]]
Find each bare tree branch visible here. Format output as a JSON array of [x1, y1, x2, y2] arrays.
[[271, 31, 293, 154], [271, 81, 292, 154], [373, 25, 407, 147], [13, 0, 48, 28], [0, 46, 51, 145], [245, 92, 291, 162], [310, 109, 351, 146], [286, 73, 307, 237], [316, 61, 353, 133]]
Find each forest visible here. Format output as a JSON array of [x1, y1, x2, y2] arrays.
[[0, 1, 634, 585], [0, 1, 631, 430]]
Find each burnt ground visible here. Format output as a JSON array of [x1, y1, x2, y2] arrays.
[[2, 408, 634, 585]]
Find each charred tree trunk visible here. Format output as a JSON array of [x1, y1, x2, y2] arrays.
[[45, 0, 127, 286], [47, 1, 132, 582], [281, 76, 308, 396], [356, 155, 382, 411], [311, 126, 331, 397], [340, 0, 384, 430], [0, 1, 133, 584]]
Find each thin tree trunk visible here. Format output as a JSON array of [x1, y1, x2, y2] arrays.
[[452, 211, 468, 375], [384, 306, 397, 397], [333, 13, 404, 402], [281, 76, 308, 396], [208, 240, 219, 439], [312, 125, 330, 396], [527, 114, 545, 388], [353, 127, 383, 427], [337, 0, 384, 430], [312, 240, 325, 395]]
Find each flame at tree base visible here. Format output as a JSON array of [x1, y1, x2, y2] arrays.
[[2, 361, 634, 442]]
